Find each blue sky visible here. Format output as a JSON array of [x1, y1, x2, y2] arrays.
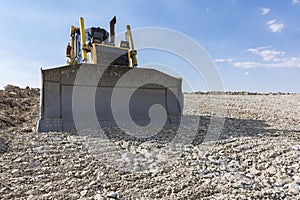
[[0, 0, 299, 92]]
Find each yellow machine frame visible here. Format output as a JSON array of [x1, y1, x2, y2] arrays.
[[66, 17, 138, 67]]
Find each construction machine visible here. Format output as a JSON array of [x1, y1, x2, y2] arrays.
[[37, 16, 183, 132]]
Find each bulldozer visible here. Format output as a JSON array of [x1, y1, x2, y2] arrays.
[[37, 16, 183, 132]]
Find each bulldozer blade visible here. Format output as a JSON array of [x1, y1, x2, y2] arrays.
[[37, 64, 183, 132]]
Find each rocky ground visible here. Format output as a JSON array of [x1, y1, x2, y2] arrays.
[[0, 85, 299, 199]]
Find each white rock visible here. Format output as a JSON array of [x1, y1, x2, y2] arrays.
[[292, 145, 300, 151], [107, 191, 118, 199], [80, 170, 89, 177], [288, 183, 300, 194], [249, 168, 261, 176], [94, 193, 104, 200], [293, 175, 300, 184], [266, 166, 277, 176], [80, 190, 88, 196]]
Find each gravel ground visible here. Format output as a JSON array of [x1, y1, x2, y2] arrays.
[[0, 87, 300, 199]]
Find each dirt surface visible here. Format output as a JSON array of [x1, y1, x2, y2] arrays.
[[0, 86, 299, 199]]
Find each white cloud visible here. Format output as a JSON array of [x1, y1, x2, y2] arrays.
[[267, 20, 276, 25], [234, 62, 263, 68], [261, 7, 270, 15], [267, 20, 284, 32], [292, 0, 299, 4], [234, 57, 300, 68], [244, 72, 250, 76], [214, 58, 233, 62], [247, 47, 285, 62], [233, 46, 300, 68]]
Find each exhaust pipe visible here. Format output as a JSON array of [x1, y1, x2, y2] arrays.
[[110, 16, 116, 44]]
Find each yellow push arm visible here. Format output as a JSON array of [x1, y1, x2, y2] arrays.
[[67, 26, 77, 65], [70, 26, 75, 61], [79, 17, 88, 61], [126, 25, 138, 67]]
